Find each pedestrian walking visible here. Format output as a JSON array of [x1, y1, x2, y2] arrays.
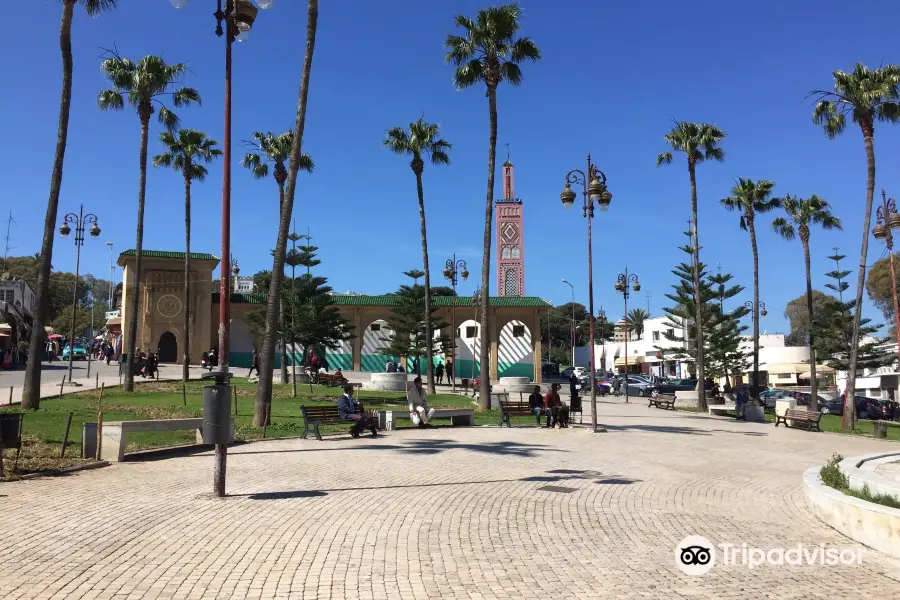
[[248, 349, 260, 378]]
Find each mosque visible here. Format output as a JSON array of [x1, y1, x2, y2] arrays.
[[111, 156, 548, 381]]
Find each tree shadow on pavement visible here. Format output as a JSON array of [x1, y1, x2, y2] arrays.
[[396, 438, 565, 457]]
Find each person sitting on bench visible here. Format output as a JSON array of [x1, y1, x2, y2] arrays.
[[338, 384, 376, 438], [544, 383, 569, 428], [529, 385, 545, 424], [408, 376, 435, 427]]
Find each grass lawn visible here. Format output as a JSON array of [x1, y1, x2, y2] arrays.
[[0, 378, 537, 478]]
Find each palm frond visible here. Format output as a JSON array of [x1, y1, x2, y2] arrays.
[[452, 59, 484, 89], [772, 217, 795, 241], [499, 61, 523, 85], [97, 90, 124, 110], [656, 152, 672, 167], [157, 106, 179, 131], [152, 152, 174, 168], [172, 87, 201, 108], [81, 0, 118, 17], [297, 153, 315, 174]]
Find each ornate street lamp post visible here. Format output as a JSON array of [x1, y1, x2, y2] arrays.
[[443, 255, 469, 391], [615, 270, 640, 402], [59, 205, 100, 385], [560, 155, 612, 432], [743, 300, 767, 391], [872, 189, 900, 367], [470, 287, 481, 390], [561, 279, 575, 366], [170, 0, 272, 499]]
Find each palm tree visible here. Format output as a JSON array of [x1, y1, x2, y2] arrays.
[[657, 122, 725, 411], [625, 308, 649, 340], [720, 178, 781, 401], [383, 118, 452, 395], [98, 53, 200, 392], [152, 129, 221, 383], [242, 132, 313, 414], [22, 0, 119, 411], [445, 2, 540, 409], [245, 0, 319, 429], [810, 63, 900, 430], [772, 195, 842, 406]]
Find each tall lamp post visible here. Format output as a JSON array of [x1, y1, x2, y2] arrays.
[[170, 0, 272, 499], [560, 155, 613, 432], [470, 287, 482, 391], [615, 269, 640, 403], [561, 279, 576, 366], [59, 205, 100, 384], [443, 255, 469, 392], [743, 300, 767, 390], [105, 241, 114, 306], [872, 189, 900, 368]]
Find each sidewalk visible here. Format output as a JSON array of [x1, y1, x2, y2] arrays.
[[0, 364, 214, 407]]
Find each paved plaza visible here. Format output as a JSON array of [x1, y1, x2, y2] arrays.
[[1, 401, 900, 599]]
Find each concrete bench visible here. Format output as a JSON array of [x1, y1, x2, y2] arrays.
[[100, 418, 235, 462], [379, 408, 475, 431], [708, 404, 737, 416]]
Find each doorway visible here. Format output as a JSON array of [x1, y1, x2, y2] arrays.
[[158, 331, 177, 363]]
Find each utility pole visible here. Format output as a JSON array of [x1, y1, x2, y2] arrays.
[[2, 212, 17, 271]]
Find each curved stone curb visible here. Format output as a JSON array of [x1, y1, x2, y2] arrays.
[[4, 460, 110, 482], [803, 466, 900, 559], [838, 452, 900, 502]]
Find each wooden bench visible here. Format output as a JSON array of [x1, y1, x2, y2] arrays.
[[648, 395, 676, 410], [775, 408, 822, 431], [314, 373, 348, 387], [100, 418, 235, 462], [873, 420, 900, 439], [379, 408, 475, 430], [300, 404, 373, 440], [499, 400, 539, 427]]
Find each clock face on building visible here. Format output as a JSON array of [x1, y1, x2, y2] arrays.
[[157, 294, 182, 318]]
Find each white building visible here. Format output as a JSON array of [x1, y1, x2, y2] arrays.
[[574, 315, 690, 377], [233, 276, 255, 293], [0, 279, 35, 318]]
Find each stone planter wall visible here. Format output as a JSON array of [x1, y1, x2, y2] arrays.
[[368, 372, 408, 393]]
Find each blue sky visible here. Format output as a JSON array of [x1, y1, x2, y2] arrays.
[[4, 0, 900, 335]]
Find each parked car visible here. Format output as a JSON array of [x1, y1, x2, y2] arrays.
[[621, 376, 652, 397], [61, 342, 87, 360], [560, 367, 586, 379], [647, 378, 696, 398], [817, 397, 844, 416], [541, 362, 560, 378]]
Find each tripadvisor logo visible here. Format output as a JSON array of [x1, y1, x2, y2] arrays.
[[675, 536, 864, 575]]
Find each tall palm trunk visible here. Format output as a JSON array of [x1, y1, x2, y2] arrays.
[[844, 125, 876, 431], [182, 169, 192, 382], [125, 110, 151, 392], [747, 213, 760, 400], [280, 302, 288, 384], [476, 86, 498, 410], [23, 0, 76, 409], [688, 163, 706, 410], [255, 0, 318, 427], [802, 233, 817, 403], [414, 167, 435, 394]]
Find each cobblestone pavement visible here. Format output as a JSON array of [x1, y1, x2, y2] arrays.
[[2, 401, 900, 599]]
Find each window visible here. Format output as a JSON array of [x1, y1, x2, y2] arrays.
[[776, 373, 791, 378], [370, 323, 381, 332], [466, 326, 477, 338], [512, 325, 525, 338], [652, 331, 660, 341], [511, 246, 520, 259], [501, 247, 511, 259], [667, 328, 674, 337]]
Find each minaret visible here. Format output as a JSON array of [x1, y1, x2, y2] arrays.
[[496, 145, 524, 296]]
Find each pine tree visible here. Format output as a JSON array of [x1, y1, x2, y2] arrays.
[[380, 270, 449, 373], [814, 251, 890, 374], [706, 270, 750, 387], [657, 234, 747, 408]]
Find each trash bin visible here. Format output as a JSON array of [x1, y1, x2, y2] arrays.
[[570, 395, 582, 413], [0, 413, 23, 449], [201, 370, 233, 445], [461, 378, 469, 392]]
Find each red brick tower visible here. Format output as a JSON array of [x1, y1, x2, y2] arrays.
[[496, 151, 524, 296]]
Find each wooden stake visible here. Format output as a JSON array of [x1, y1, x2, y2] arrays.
[[233, 385, 238, 417], [95, 383, 104, 460], [183, 381, 187, 407], [263, 402, 270, 438], [8, 386, 12, 406], [96, 373, 99, 389], [59, 378, 65, 399], [60, 411, 74, 458]]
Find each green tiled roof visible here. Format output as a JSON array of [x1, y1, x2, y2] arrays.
[[214, 292, 549, 308], [119, 250, 219, 261]]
